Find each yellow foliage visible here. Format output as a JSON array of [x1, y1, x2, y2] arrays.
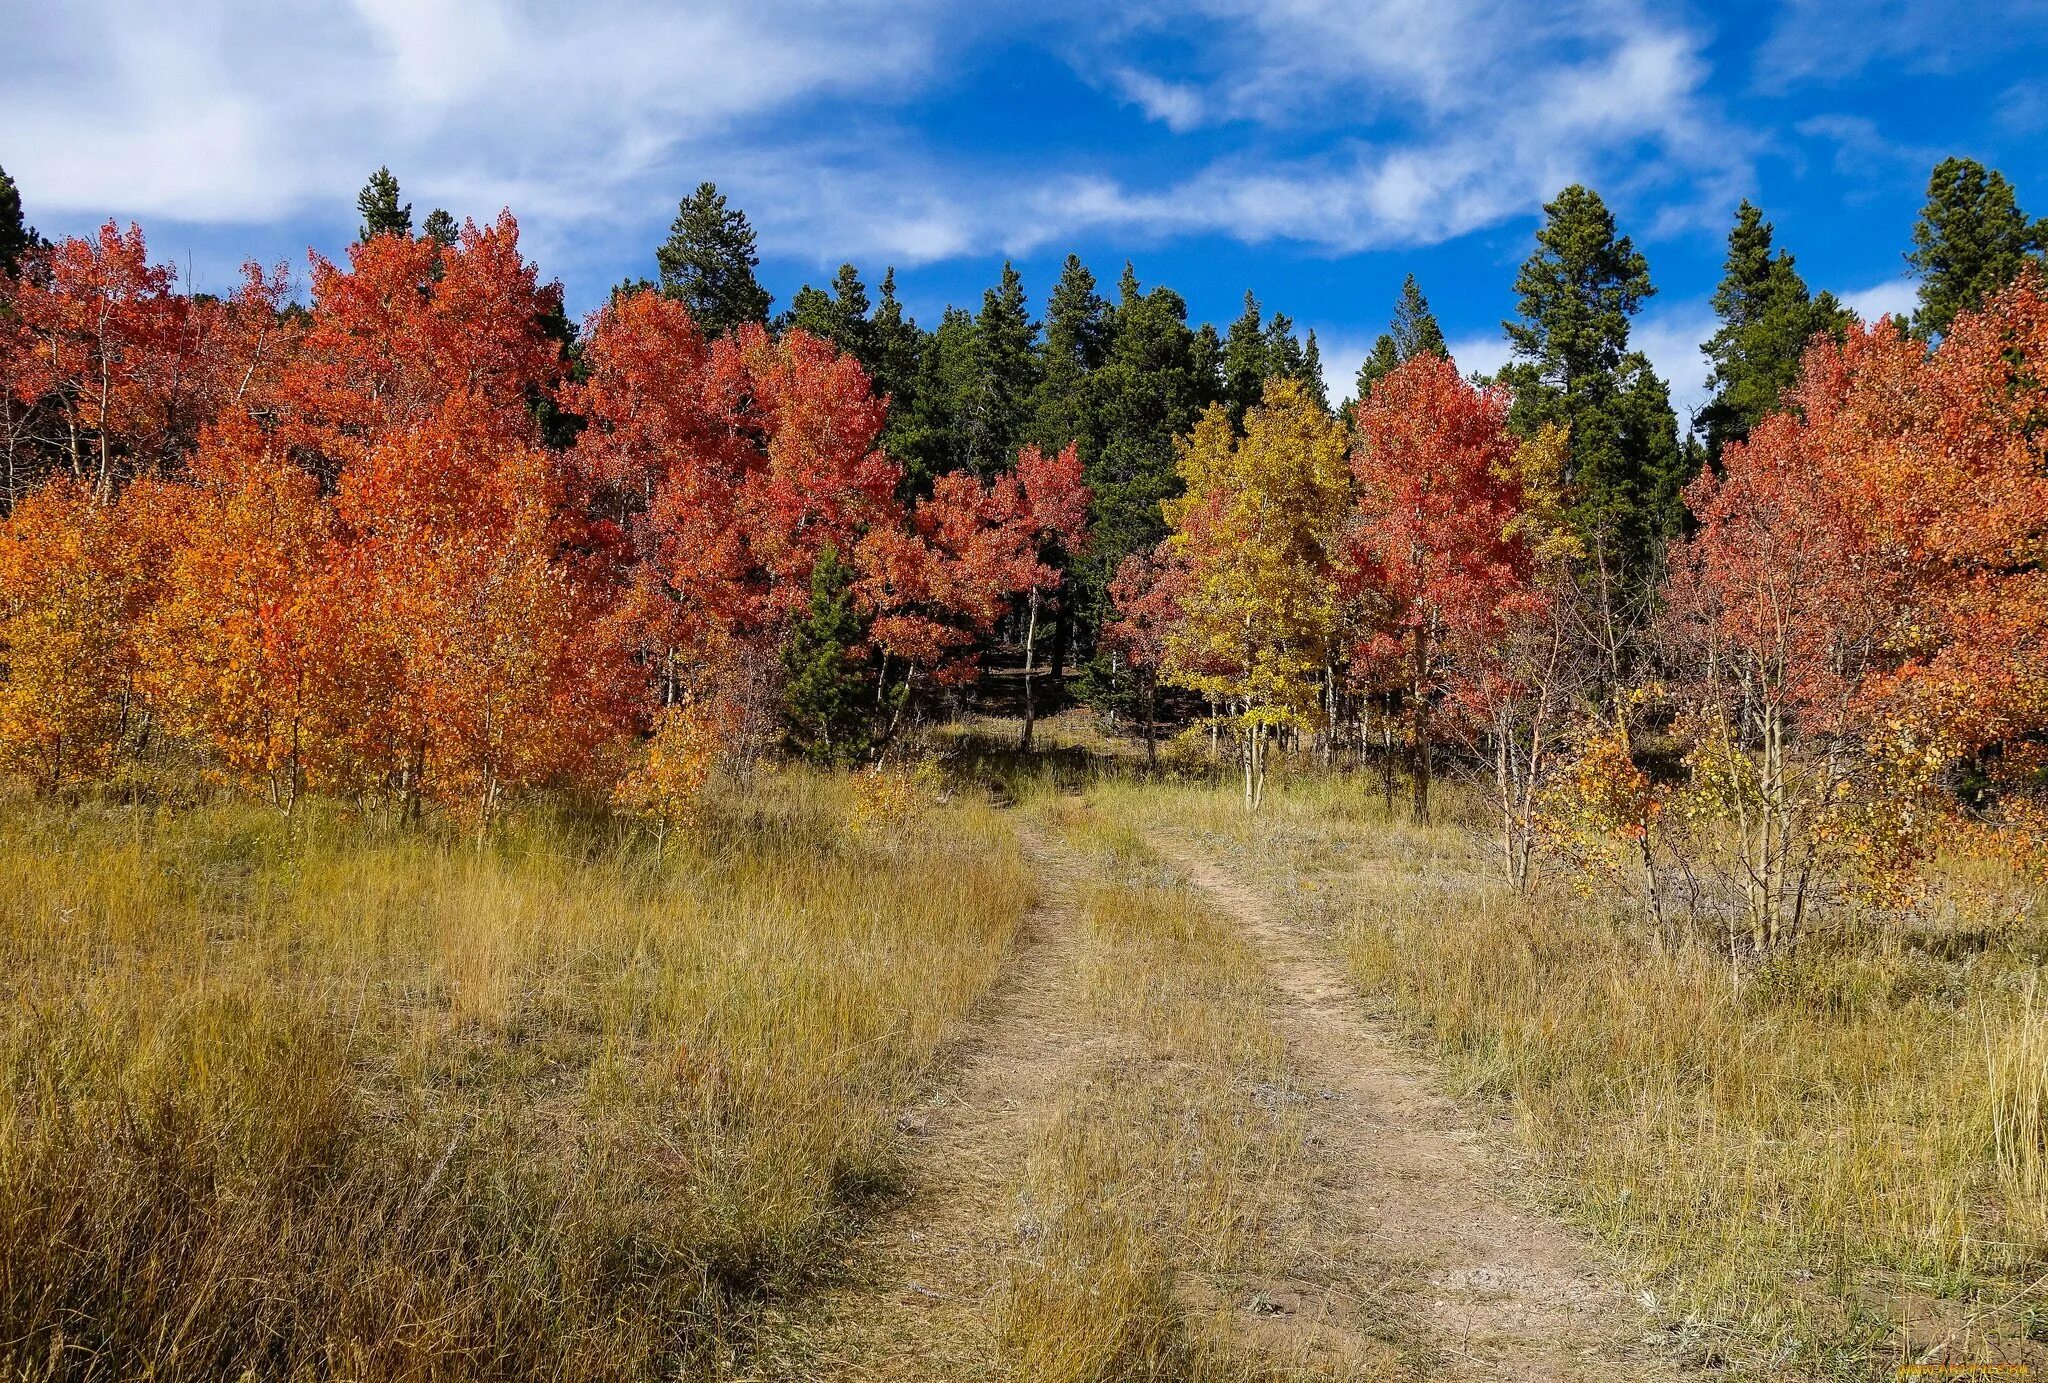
[[1158, 378, 1350, 727], [613, 701, 724, 843]]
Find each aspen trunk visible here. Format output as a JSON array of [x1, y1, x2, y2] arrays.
[[1018, 588, 1040, 752]]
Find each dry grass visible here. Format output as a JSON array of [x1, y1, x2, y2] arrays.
[[1088, 758, 2048, 1378], [0, 767, 1033, 1382]]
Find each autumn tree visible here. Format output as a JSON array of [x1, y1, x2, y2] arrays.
[[1345, 354, 1541, 824], [5, 223, 289, 498], [139, 416, 336, 809], [1007, 443, 1090, 750], [1159, 379, 1350, 809], [0, 475, 172, 789], [1622, 275, 2048, 949], [1101, 546, 1184, 764], [325, 406, 632, 822], [273, 213, 565, 473]]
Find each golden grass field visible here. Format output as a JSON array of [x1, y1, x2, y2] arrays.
[[4, 723, 2047, 1380]]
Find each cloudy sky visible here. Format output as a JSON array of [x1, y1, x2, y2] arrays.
[[9, 0, 2048, 422]]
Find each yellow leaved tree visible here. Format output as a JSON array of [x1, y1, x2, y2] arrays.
[[1158, 378, 1351, 809]]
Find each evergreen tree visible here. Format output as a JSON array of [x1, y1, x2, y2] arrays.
[[1030, 254, 1108, 459], [961, 261, 1039, 476], [869, 269, 925, 472], [1699, 201, 1850, 462], [1356, 273, 1450, 404], [1264, 311, 1308, 398], [655, 182, 773, 336], [1499, 184, 1680, 589], [421, 208, 459, 249], [1078, 266, 1216, 639], [899, 305, 977, 491], [356, 166, 412, 241], [1908, 157, 2046, 339], [780, 548, 880, 766], [1300, 330, 1328, 411], [1354, 335, 1401, 405], [0, 163, 38, 276], [1223, 292, 1269, 426], [783, 262, 873, 366]]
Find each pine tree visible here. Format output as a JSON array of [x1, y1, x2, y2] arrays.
[[1499, 185, 1679, 590], [421, 208, 459, 248], [869, 269, 925, 473], [1300, 330, 1328, 411], [899, 306, 976, 491], [1356, 273, 1450, 403], [1699, 201, 1850, 462], [962, 261, 1039, 476], [783, 262, 873, 366], [356, 167, 412, 241], [1077, 266, 1216, 646], [1223, 292, 1269, 427], [1908, 157, 2046, 339], [780, 547, 878, 766], [1030, 254, 1108, 459], [655, 182, 773, 336], [0, 163, 37, 276], [1265, 311, 1305, 381]]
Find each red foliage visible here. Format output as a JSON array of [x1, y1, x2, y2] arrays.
[[269, 214, 564, 470], [1344, 354, 1542, 728]]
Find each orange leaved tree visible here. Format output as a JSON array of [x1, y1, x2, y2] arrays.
[[0, 475, 176, 789]]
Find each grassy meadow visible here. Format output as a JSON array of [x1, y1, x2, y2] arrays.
[[5, 721, 2048, 1380], [0, 768, 1032, 1381]]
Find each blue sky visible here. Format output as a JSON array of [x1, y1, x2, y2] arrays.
[[9, 0, 2048, 425]]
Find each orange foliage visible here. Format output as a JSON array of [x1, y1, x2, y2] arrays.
[[0, 475, 174, 788]]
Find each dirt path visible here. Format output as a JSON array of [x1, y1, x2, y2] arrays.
[[768, 829, 1100, 1382], [1149, 833, 1682, 1383]]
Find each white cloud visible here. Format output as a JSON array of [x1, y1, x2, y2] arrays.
[[1838, 276, 1916, 325], [1445, 331, 1514, 382], [4, 0, 948, 230]]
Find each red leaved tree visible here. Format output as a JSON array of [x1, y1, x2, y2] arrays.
[[1344, 354, 1542, 823]]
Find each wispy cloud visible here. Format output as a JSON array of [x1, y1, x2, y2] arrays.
[[7, 0, 1752, 279]]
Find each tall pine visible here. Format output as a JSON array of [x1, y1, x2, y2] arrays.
[[1907, 157, 2046, 339], [961, 261, 1039, 476], [656, 182, 773, 336], [0, 164, 37, 276], [356, 167, 412, 241], [1079, 265, 1218, 637], [1223, 292, 1269, 427], [1030, 254, 1108, 460], [1354, 274, 1447, 402], [783, 262, 873, 366], [1499, 185, 1681, 593], [1698, 201, 1849, 462]]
